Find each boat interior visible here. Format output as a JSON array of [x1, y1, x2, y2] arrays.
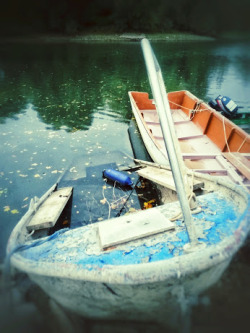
[[130, 91, 250, 190]]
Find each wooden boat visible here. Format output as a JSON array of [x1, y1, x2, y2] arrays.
[[128, 91, 250, 191], [5, 39, 250, 329], [5, 159, 250, 327]]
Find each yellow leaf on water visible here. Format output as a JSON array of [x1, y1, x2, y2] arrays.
[[23, 197, 29, 201], [34, 174, 41, 178], [4, 206, 10, 212], [100, 198, 107, 205], [11, 209, 19, 214]]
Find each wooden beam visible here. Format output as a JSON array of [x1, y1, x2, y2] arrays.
[[182, 153, 218, 160], [178, 134, 204, 140], [222, 153, 250, 180], [27, 187, 73, 231], [137, 166, 204, 191]]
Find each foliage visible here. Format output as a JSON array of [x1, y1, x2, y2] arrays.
[[0, 0, 249, 36]]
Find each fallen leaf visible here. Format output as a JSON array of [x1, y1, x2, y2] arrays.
[[100, 198, 107, 205], [11, 209, 19, 214], [4, 206, 10, 212]]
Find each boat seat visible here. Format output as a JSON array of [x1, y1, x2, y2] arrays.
[[99, 207, 175, 249], [26, 187, 73, 231]]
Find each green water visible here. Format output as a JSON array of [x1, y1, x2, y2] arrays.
[[0, 40, 250, 332]]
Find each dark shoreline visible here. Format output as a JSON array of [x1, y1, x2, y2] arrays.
[[0, 32, 216, 44]]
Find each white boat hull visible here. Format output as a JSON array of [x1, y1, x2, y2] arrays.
[[27, 257, 230, 326]]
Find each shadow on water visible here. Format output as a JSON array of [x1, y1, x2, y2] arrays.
[[0, 40, 250, 332]]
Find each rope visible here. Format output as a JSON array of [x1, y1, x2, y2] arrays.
[[221, 115, 245, 154], [189, 100, 203, 120], [115, 178, 141, 217], [170, 192, 202, 222], [222, 116, 231, 153], [170, 100, 208, 114], [237, 137, 247, 152]]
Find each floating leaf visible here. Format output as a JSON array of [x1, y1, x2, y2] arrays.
[[0, 188, 8, 197], [4, 206, 10, 212], [100, 198, 107, 205], [144, 199, 156, 209], [11, 209, 19, 214], [34, 174, 41, 178], [19, 174, 28, 177], [23, 197, 29, 201]]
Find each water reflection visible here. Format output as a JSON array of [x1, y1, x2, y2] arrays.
[[0, 43, 146, 130], [1, 41, 249, 128]]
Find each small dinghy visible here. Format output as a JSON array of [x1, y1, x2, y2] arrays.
[[129, 50, 250, 192]]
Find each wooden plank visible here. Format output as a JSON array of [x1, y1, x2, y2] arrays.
[[137, 166, 204, 191], [193, 169, 227, 175], [99, 208, 175, 249], [27, 187, 73, 231], [222, 152, 250, 180], [171, 109, 189, 122], [182, 153, 218, 160], [174, 120, 192, 125], [178, 134, 204, 140], [216, 155, 245, 183]]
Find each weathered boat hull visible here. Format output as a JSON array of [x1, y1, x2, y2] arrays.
[[7, 173, 249, 326], [26, 258, 230, 326]]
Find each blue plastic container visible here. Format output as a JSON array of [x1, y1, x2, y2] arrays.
[[103, 169, 133, 186]]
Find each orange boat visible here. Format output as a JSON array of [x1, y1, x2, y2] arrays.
[[129, 90, 250, 191]]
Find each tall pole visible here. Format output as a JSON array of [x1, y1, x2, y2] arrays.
[[141, 38, 198, 247]]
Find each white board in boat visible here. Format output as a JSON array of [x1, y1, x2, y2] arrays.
[[98, 208, 175, 249], [137, 166, 204, 191], [27, 187, 73, 231]]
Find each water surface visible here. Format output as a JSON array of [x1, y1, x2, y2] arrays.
[[0, 40, 250, 332]]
